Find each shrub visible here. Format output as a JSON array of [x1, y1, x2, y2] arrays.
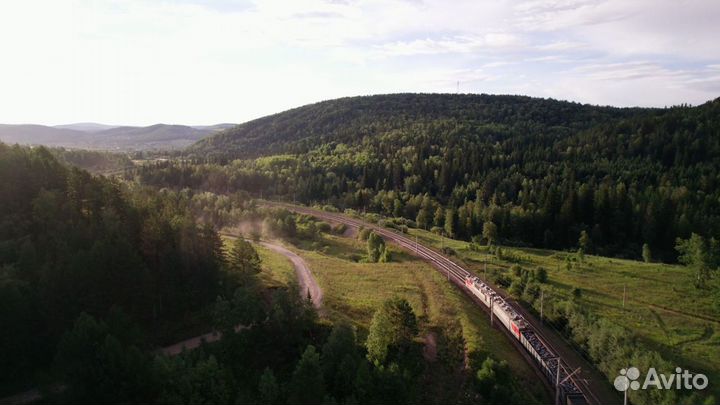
[[533, 267, 548, 283]]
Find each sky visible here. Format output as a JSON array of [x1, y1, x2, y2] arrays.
[[0, 0, 718, 126]]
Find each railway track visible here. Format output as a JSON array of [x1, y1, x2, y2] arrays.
[[264, 201, 620, 405]]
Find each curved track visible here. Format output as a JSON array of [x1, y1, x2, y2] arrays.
[[266, 201, 621, 405]]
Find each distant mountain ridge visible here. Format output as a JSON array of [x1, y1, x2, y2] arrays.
[[0, 122, 236, 151], [188, 93, 650, 159], [54, 122, 120, 132]]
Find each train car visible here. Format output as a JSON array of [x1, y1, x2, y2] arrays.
[[464, 276, 587, 405], [464, 276, 492, 307]]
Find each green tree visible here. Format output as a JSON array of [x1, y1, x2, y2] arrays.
[[433, 207, 445, 228], [483, 221, 498, 246], [533, 267, 548, 283], [288, 345, 325, 405], [416, 195, 433, 230], [365, 297, 418, 365], [509, 280, 524, 297], [227, 238, 262, 276], [416, 206, 430, 230], [642, 243, 652, 263], [366, 231, 389, 263], [55, 312, 155, 403], [322, 323, 357, 382], [475, 357, 512, 403], [675, 233, 718, 288], [353, 360, 373, 403], [578, 230, 591, 253], [155, 354, 232, 405], [258, 367, 280, 404], [444, 208, 456, 238], [213, 285, 264, 332]]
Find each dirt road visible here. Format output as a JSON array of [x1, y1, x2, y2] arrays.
[[262, 201, 621, 405], [258, 241, 323, 310], [160, 240, 321, 356]]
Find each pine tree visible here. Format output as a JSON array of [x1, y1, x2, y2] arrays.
[[288, 345, 325, 404]]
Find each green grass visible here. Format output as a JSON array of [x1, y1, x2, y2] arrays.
[[406, 227, 720, 397], [256, 243, 297, 288], [284, 233, 551, 404], [221, 235, 297, 289]]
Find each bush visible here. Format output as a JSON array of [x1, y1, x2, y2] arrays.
[[533, 267, 548, 283], [316, 221, 332, 233], [332, 223, 348, 235], [493, 274, 511, 288], [523, 281, 540, 303], [357, 227, 371, 241], [441, 246, 455, 256], [508, 280, 525, 297]]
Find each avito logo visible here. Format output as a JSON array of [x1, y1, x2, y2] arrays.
[[614, 367, 708, 391]]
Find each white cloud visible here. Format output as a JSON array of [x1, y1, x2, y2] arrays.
[[0, 0, 717, 125]]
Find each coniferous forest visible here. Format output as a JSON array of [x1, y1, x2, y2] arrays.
[[2, 93, 720, 405], [141, 94, 720, 261]]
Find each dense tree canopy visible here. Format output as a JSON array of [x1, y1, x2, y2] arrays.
[[140, 94, 720, 261], [0, 143, 224, 384]]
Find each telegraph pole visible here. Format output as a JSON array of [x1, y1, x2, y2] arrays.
[[556, 363, 582, 405], [540, 289, 544, 323], [490, 298, 494, 326], [623, 284, 626, 309], [555, 359, 561, 405], [415, 234, 418, 254]]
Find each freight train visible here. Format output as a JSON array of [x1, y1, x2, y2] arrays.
[[464, 276, 588, 405]]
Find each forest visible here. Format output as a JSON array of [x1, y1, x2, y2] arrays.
[[3, 93, 720, 404], [141, 94, 720, 261], [0, 143, 225, 393], [1, 142, 519, 404]]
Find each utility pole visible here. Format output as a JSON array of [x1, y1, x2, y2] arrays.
[[557, 365, 582, 405], [555, 359, 561, 405], [415, 234, 418, 254], [623, 284, 626, 309], [540, 289, 544, 323], [484, 259, 487, 280], [490, 298, 494, 326]]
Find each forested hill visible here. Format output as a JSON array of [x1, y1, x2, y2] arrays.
[[164, 94, 720, 260], [188, 93, 648, 159]]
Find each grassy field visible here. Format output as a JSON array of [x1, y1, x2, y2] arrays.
[[284, 233, 551, 404], [405, 226, 720, 397], [221, 236, 297, 288]]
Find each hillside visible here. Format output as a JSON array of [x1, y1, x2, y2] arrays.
[[54, 122, 120, 132], [92, 124, 211, 150], [188, 93, 648, 159], [0, 124, 88, 147], [165, 94, 720, 259], [0, 123, 232, 151]]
